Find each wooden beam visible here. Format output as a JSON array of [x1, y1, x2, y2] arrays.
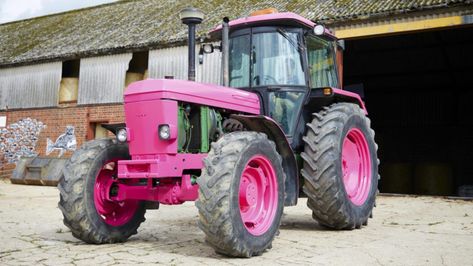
[[334, 15, 471, 39]]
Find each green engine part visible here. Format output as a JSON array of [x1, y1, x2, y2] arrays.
[[177, 106, 190, 152], [200, 106, 210, 153], [177, 105, 222, 153], [200, 106, 223, 153]]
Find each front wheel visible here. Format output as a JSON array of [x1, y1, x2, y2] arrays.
[[301, 103, 379, 229], [196, 132, 285, 257], [58, 139, 146, 243]]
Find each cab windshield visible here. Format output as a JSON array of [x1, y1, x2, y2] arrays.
[[229, 30, 305, 88], [228, 29, 306, 136]]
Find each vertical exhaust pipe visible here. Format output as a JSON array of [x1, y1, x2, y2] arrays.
[[222, 17, 230, 87], [179, 8, 204, 81]]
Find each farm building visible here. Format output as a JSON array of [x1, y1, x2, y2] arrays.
[[0, 0, 472, 196]]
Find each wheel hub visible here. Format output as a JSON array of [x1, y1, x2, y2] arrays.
[[341, 128, 372, 206], [94, 160, 139, 226], [239, 155, 278, 236], [240, 179, 258, 207]]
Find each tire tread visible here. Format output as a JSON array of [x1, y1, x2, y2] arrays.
[[302, 103, 378, 229], [196, 132, 283, 257], [58, 138, 145, 244]]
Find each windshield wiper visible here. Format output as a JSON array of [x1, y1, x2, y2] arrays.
[[277, 28, 305, 52]]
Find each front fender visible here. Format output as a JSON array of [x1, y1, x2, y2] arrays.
[[230, 114, 298, 206], [101, 123, 126, 136]]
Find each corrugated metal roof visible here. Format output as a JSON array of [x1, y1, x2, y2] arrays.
[[0, 0, 471, 67]]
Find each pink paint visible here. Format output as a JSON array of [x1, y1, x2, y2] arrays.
[[113, 175, 199, 205], [125, 79, 260, 115], [124, 99, 178, 156], [342, 128, 372, 206], [332, 88, 368, 114], [239, 154, 278, 236], [117, 153, 206, 179], [212, 12, 336, 38], [94, 159, 139, 226]]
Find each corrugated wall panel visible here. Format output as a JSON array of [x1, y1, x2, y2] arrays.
[[78, 53, 132, 104], [149, 46, 188, 80], [0, 69, 5, 109], [0, 62, 61, 109], [149, 46, 222, 85], [197, 44, 222, 85]]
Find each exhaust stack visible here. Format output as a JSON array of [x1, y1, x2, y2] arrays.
[[221, 17, 230, 87], [179, 7, 204, 81]]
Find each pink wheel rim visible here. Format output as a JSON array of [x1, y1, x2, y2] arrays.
[[342, 128, 372, 206], [93, 159, 139, 226], [239, 155, 278, 236]]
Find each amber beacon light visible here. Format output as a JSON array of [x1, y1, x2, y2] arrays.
[[250, 8, 278, 16]]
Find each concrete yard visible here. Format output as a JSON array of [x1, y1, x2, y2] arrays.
[[0, 180, 472, 266]]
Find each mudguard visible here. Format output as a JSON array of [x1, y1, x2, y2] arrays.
[[231, 114, 298, 206], [332, 88, 367, 114]]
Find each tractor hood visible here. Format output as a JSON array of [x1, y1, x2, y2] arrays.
[[125, 79, 260, 114]]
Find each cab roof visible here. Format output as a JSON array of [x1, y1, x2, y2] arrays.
[[211, 12, 336, 39]]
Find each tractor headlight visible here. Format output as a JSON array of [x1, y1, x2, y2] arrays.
[[117, 128, 127, 143], [158, 124, 171, 140], [314, 24, 325, 36]]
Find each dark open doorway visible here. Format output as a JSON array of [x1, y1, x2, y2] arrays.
[[344, 26, 473, 197]]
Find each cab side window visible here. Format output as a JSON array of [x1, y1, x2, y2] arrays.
[[307, 36, 338, 88]]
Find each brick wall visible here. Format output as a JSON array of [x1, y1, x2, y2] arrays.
[[0, 103, 125, 179]]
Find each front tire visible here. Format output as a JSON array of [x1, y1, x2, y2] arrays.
[[301, 103, 379, 229], [196, 132, 285, 257], [58, 139, 146, 243]]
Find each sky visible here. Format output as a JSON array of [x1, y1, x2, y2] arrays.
[[0, 0, 117, 23]]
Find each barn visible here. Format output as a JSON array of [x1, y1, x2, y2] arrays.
[[0, 0, 472, 196]]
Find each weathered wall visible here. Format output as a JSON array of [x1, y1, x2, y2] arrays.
[[149, 46, 188, 80], [0, 46, 222, 112], [78, 53, 132, 104], [0, 62, 62, 109], [0, 43, 224, 180], [149, 45, 222, 84], [198, 45, 222, 84], [0, 104, 124, 179], [0, 118, 45, 164]]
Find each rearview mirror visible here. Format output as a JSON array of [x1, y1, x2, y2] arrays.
[[202, 43, 215, 54]]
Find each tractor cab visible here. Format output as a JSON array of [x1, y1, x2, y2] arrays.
[[210, 9, 343, 141]]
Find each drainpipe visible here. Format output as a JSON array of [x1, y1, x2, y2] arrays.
[[179, 7, 204, 82], [222, 17, 230, 87]]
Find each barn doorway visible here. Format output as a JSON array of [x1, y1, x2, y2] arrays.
[[344, 26, 473, 197]]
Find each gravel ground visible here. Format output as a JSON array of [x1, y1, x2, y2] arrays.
[[0, 180, 472, 266]]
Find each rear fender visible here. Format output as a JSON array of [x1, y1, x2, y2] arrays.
[[309, 88, 368, 115], [230, 114, 298, 206], [332, 88, 367, 114]]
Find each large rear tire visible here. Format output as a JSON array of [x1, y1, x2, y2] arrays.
[[196, 132, 285, 257], [58, 138, 146, 243], [301, 103, 379, 229]]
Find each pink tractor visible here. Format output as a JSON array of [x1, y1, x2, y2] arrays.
[[58, 8, 379, 257]]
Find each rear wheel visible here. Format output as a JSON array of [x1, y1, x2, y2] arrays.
[[58, 139, 146, 243], [301, 103, 379, 229], [196, 132, 284, 257]]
